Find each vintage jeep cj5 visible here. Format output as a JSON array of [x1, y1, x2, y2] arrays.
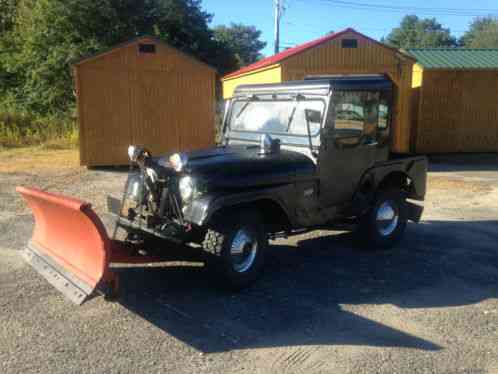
[[17, 75, 427, 304]]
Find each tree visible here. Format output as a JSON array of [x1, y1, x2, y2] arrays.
[[2, 0, 224, 115], [0, 0, 18, 101], [460, 16, 498, 48], [0, 0, 17, 35], [213, 23, 266, 69], [385, 15, 457, 48]]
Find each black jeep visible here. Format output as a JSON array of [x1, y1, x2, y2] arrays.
[[117, 75, 427, 289]]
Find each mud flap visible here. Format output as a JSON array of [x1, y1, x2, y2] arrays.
[[406, 201, 424, 223], [16, 186, 114, 305]]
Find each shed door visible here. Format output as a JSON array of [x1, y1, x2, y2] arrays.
[[130, 70, 181, 156], [79, 68, 133, 165]]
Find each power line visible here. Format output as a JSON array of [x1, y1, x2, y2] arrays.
[[284, 22, 467, 35], [285, 20, 466, 32], [323, 6, 497, 17], [298, 0, 498, 17], [280, 0, 480, 49], [325, 0, 498, 14]]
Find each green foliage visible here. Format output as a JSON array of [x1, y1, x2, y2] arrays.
[[0, 0, 267, 146], [0, 0, 17, 35], [0, 111, 78, 148], [0, 0, 17, 98], [460, 17, 498, 48], [385, 15, 457, 49], [2, 0, 222, 116], [0, 0, 266, 119], [213, 23, 267, 68]]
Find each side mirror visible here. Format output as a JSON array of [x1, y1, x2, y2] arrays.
[[304, 109, 322, 124]]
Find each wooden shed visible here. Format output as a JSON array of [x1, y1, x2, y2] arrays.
[[222, 28, 416, 153], [73, 36, 217, 166], [408, 48, 498, 153]]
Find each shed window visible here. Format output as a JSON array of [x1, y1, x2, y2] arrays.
[[341, 39, 358, 48], [138, 44, 156, 54]]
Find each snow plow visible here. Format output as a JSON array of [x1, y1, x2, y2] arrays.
[[17, 186, 164, 305]]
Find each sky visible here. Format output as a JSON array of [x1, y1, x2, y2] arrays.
[[202, 0, 498, 56]]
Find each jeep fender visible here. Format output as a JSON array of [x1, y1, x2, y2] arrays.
[[359, 157, 428, 200], [182, 184, 296, 227], [353, 157, 428, 222]]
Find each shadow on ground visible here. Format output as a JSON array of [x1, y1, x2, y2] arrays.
[[428, 153, 498, 172], [115, 220, 498, 354]]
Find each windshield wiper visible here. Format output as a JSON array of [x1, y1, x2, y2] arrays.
[[235, 95, 258, 119], [286, 102, 298, 132], [285, 94, 303, 132]]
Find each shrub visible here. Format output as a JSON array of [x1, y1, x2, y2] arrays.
[[0, 111, 78, 149]]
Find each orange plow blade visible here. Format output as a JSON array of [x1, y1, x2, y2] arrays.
[[17, 186, 114, 305]]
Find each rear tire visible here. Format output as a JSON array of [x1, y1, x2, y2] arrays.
[[357, 189, 407, 249], [203, 209, 267, 290]]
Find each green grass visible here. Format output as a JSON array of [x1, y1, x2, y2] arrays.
[[0, 146, 79, 173], [0, 112, 78, 149]]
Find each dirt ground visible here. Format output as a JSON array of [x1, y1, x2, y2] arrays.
[[0, 149, 497, 374]]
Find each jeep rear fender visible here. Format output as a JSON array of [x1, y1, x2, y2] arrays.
[[359, 157, 428, 200], [182, 185, 296, 227]]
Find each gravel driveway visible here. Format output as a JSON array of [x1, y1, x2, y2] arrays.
[[1, 155, 497, 374]]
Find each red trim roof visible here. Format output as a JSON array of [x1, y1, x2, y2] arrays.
[[223, 28, 413, 80]]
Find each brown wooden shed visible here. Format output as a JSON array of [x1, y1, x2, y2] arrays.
[[408, 48, 498, 153], [222, 28, 416, 153], [73, 36, 217, 166]]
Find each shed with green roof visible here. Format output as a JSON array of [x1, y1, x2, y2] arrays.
[[408, 48, 498, 153]]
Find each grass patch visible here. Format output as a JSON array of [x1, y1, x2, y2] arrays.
[[0, 146, 79, 173], [0, 112, 78, 149]]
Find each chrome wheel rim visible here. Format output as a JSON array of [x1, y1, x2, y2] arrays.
[[376, 201, 399, 237], [230, 229, 258, 273]]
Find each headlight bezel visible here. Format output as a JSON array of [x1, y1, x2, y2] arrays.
[[127, 145, 150, 165], [178, 175, 195, 202], [178, 175, 207, 203], [127, 145, 137, 162], [169, 153, 188, 172]]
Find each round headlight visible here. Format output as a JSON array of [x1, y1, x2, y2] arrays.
[[169, 153, 188, 172], [128, 145, 137, 161], [179, 176, 194, 201]]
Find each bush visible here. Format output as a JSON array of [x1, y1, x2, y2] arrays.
[[0, 111, 78, 149]]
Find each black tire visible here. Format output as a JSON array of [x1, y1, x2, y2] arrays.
[[357, 189, 407, 249], [202, 209, 267, 290]]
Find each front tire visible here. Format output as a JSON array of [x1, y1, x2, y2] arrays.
[[357, 189, 407, 249], [203, 209, 267, 290]]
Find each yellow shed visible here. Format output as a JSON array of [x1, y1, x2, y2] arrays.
[[73, 36, 217, 166], [222, 28, 416, 153], [408, 48, 498, 153]]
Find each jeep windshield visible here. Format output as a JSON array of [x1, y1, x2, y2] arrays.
[[226, 94, 326, 146]]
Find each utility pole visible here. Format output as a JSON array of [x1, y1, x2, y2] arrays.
[[274, 0, 281, 54]]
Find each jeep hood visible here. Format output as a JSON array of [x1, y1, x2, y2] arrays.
[[179, 145, 316, 188]]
